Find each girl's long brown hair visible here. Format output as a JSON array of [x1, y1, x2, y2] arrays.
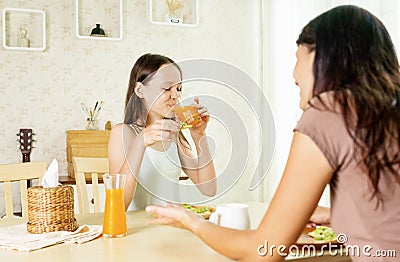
[[297, 5, 400, 201]]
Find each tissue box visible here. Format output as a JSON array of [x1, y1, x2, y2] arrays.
[[27, 185, 78, 234]]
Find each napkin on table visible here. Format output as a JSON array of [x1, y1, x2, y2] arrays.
[[0, 224, 102, 251]]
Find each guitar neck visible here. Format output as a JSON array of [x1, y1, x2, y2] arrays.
[[18, 128, 34, 163], [22, 153, 31, 163]]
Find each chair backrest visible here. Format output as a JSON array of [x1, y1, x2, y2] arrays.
[[0, 161, 46, 224], [72, 157, 109, 214]]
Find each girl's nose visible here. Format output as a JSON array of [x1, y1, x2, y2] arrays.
[[171, 88, 180, 99]]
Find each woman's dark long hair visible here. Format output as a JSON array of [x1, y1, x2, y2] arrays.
[[297, 5, 400, 201], [124, 53, 189, 148]]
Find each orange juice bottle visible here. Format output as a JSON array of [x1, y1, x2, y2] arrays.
[[102, 174, 127, 237]]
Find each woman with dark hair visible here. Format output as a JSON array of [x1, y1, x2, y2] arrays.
[[146, 6, 400, 261], [108, 53, 216, 210]]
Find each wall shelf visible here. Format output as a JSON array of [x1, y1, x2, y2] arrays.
[[149, 0, 198, 27], [2, 8, 46, 51], [75, 0, 123, 41]]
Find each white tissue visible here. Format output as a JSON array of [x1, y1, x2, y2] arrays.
[[42, 159, 59, 188]]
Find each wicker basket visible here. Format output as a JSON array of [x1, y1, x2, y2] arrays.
[[27, 185, 78, 234]]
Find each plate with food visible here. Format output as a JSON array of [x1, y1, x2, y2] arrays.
[[296, 225, 342, 249], [182, 204, 215, 219]]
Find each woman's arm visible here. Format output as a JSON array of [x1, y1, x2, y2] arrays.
[[109, 120, 181, 210], [177, 97, 216, 196], [108, 123, 146, 210], [178, 133, 217, 196], [147, 131, 333, 261], [309, 206, 331, 226]]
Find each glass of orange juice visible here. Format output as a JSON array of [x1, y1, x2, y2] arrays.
[[173, 101, 202, 128], [102, 174, 127, 238]]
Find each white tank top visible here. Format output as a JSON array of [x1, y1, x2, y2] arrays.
[[129, 125, 182, 210]]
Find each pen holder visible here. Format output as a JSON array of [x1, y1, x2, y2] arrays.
[[81, 101, 103, 130], [86, 118, 99, 130]]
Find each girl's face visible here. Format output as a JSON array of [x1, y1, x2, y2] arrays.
[[142, 63, 182, 121], [293, 45, 315, 110]]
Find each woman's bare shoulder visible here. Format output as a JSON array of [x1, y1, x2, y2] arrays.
[[111, 123, 136, 132], [110, 123, 138, 139]]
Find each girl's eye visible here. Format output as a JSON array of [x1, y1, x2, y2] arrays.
[[163, 85, 182, 92]]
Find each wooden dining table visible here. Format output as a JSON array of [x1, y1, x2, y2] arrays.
[[0, 202, 350, 262]]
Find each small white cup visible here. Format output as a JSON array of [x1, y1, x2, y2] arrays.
[[209, 203, 250, 230]]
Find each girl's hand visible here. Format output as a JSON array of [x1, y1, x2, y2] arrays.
[[142, 119, 181, 147], [189, 97, 210, 137], [146, 204, 205, 233], [308, 206, 331, 226]]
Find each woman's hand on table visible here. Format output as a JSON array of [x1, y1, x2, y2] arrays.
[[145, 204, 206, 232], [307, 205, 331, 227]]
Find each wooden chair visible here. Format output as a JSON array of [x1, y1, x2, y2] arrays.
[[72, 157, 109, 214], [0, 161, 46, 224]]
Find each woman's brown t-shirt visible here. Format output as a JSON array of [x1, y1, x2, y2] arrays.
[[294, 96, 400, 261]]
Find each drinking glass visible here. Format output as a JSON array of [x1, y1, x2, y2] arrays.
[[173, 99, 202, 128], [102, 174, 127, 238]]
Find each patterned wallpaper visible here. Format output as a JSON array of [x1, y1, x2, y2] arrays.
[[0, 0, 263, 211]]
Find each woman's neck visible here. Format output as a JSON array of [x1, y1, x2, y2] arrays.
[[146, 112, 163, 126]]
